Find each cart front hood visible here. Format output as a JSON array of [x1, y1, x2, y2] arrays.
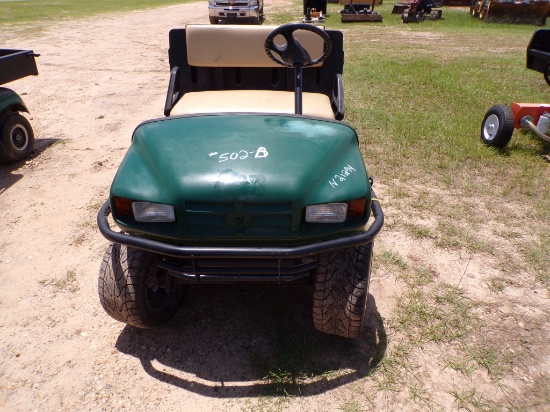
[[110, 114, 369, 207]]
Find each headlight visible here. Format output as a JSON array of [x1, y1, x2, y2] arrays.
[[132, 201, 176, 223], [306, 203, 348, 223], [250, 0, 258, 5]]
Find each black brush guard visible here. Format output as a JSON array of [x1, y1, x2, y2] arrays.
[[97, 192, 384, 284]]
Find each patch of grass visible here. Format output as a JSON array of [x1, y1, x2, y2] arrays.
[[247, 309, 339, 396], [373, 340, 413, 393], [526, 233, 550, 287], [469, 344, 507, 380], [486, 277, 507, 293], [392, 282, 471, 343], [443, 357, 476, 376], [338, 399, 364, 412], [404, 222, 434, 240], [72, 233, 86, 246], [39, 268, 79, 294], [449, 386, 497, 412], [379, 250, 408, 270], [0, 0, 197, 25]]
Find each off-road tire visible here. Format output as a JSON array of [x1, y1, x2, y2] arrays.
[[0, 113, 35, 162], [98, 243, 186, 328], [480, 3, 488, 21], [470, 0, 480, 17], [544, 62, 550, 87], [209, 16, 218, 24], [481, 105, 515, 148], [313, 243, 373, 339]]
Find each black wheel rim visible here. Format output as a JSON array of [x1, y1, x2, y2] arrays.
[[147, 268, 182, 314], [10, 124, 29, 150]]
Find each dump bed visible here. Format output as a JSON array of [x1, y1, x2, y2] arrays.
[[0, 49, 39, 85]]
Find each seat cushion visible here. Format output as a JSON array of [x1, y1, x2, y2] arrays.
[[170, 90, 335, 119]]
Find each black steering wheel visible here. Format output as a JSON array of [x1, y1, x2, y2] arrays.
[[264, 24, 332, 68]]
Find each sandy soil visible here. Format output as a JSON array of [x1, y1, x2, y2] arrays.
[[0, 2, 549, 411]]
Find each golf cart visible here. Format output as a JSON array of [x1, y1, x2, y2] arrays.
[[481, 29, 550, 148], [97, 24, 384, 339], [0, 49, 39, 162]]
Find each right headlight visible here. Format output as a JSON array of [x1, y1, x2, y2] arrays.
[[306, 203, 348, 223], [305, 198, 367, 223]]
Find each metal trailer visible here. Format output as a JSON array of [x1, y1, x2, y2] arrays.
[[481, 30, 550, 148], [340, 1, 383, 22]]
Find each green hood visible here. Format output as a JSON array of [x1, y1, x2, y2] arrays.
[[110, 114, 371, 241], [112, 114, 368, 204]]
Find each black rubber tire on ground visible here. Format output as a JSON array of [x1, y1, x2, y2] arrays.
[[98, 243, 186, 328], [0, 113, 35, 162], [470, 0, 479, 17], [209, 16, 218, 24], [313, 243, 373, 339], [481, 105, 515, 148], [480, 3, 488, 21], [544, 62, 550, 87]]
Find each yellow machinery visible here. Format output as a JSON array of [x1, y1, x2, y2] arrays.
[[470, 0, 550, 26]]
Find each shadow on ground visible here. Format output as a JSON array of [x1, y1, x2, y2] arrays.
[[0, 137, 59, 194], [116, 284, 386, 397]]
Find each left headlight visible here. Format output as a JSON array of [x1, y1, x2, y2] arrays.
[[112, 197, 176, 223], [132, 201, 176, 222]]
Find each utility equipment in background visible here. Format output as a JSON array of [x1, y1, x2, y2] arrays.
[[481, 30, 550, 148]]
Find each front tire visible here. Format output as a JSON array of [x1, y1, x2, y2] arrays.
[[98, 243, 186, 328], [544, 62, 550, 87], [481, 105, 515, 148], [209, 16, 218, 24], [0, 113, 35, 162], [313, 243, 373, 339]]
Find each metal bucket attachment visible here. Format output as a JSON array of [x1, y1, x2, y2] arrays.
[[484, 2, 550, 26]]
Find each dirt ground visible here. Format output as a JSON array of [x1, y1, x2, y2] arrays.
[[1, 2, 549, 412]]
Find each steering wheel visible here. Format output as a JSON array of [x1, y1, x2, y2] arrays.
[[264, 24, 332, 68]]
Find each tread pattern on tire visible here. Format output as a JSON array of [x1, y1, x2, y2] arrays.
[[313, 243, 373, 339], [481, 105, 515, 148], [0, 113, 34, 162], [98, 243, 181, 328]]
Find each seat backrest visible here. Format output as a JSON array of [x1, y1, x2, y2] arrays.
[[167, 24, 344, 96], [185, 25, 326, 68]]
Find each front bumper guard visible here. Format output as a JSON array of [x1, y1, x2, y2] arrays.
[[97, 192, 384, 283]]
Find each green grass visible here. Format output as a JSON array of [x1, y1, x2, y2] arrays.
[[38, 268, 79, 294], [0, 0, 197, 25]]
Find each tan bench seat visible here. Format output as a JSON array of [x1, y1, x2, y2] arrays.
[[164, 25, 345, 119], [170, 90, 335, 119]]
